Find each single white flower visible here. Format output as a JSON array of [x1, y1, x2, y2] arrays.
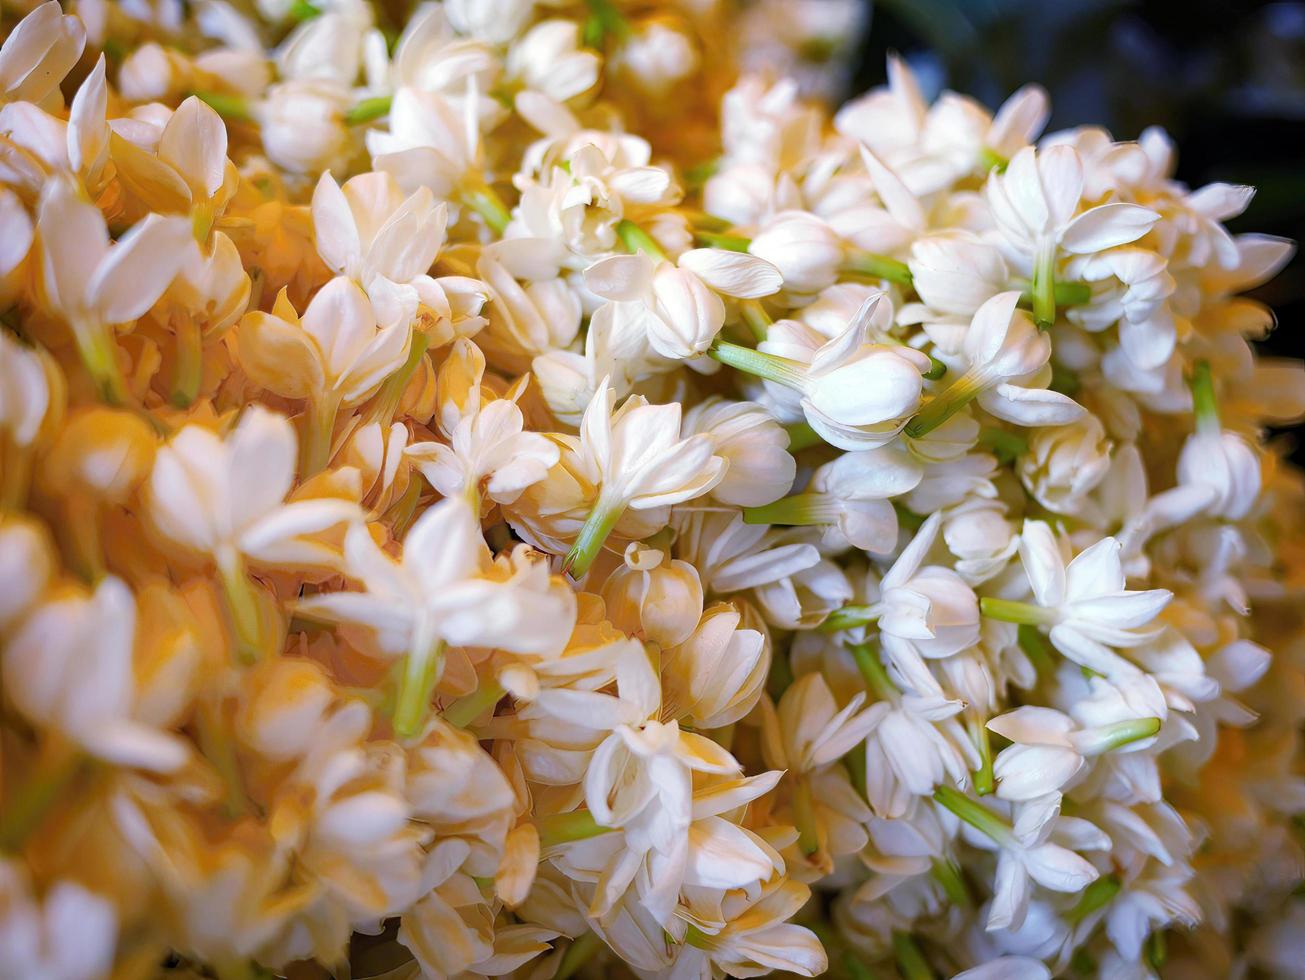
[[405, 338, 558, 513], [981, 520, 1172, 679], [563, 382, 727, 577]]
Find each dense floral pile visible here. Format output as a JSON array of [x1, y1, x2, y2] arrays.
[[2, 0, 1304, 977]]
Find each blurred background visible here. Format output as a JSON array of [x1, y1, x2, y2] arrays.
[[817, 0, 1305, 451]]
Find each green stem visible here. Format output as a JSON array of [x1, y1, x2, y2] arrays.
[[1018, 623, 1055, 677], [562, 499, 626, 579], [843, 250, 913, 287], [743, 492, 839, 527], [393, 639, 446, 740], [0, 740, 85, 852], [978, 426, 1028, 463], [218, 552, 263, 665], [300, 389, 341, 478], [582, 0, 629, 45], [738, 299, 772, 342], [708, 340, 807, 390], [1188, 359, 1219, 434], [849, 641, 897, 701], [819, 604, 878, 634], [892, 931, 934, 980], [784, 420, 823, 451], [893, 501, 926, 532], [844, 741, 868, 802], [193, 90, 252, 123], [842, 951, 883, 980], [904, 371, 982, 439], [171, 316, 203, 407], [1031, 241, 1057, 329], [687, 210, 730, 231], [344, 95, 392, 125], [970, 719, 994, 796], [694, 230, 751, 252], [978, 147, 1008, 173], [537, 809, 611, 848], [1081, 717, 1162, 754], [792, 776, 821, 855], [1066, 874, 1120, 924], [196, 700, 249, 819], [979, 596, 1055, 626], [1016, 280, 1092, 309], [287, 0, 321, 20], [73, 324, 130, 406], [443, 679, 507, 728], [365, 329, 428, 428], [932, 785, 1013, 845], [616, 219, 667, 261], [460, 184, 512, 235], [555, 931, 602, 980], [930, 857, 972, 907]]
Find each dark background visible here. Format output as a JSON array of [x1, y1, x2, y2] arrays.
[[844, 0, 1305, 455]]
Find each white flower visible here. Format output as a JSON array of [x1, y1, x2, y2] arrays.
[[942, 789, 1107, 932], [613, 18, 699, 97], [854, 512, 981, 696], [1176, 427, 1261, 521], [257, 78, 352, 175], [311, 170, 455, 328], [296, 496, 570, 661], [35, 178, 193, 401], [747, 445, 922, 554], [584, 247, 781, 360], [988, 692, 1164, 803], [682, 397, 795, 507], [986, 145, 1159, 327], [505, 20, 600, 103], [445, 0, 534, 43], [238, 274, 412, 408], [763, 671, 879, 776], [987, 520, 1172, 679], [0, 861, 116, 980], [563, 382, 726, 576], [405, 338, 558, 511], [0, 1, 85, 105], [661, 602, 768, 729], [4, 576, 188, 772], [145, 407, 359, 572], [1017, 414, 1112, 514], [367, 84, 485, 198], [907, 291, 1084, 437], [749, 294, 931, 450], [0, 330, 54, 454], [748, 210, 844, 295]]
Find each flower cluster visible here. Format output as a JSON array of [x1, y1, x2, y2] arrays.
[[1, 1, 1304, 978]]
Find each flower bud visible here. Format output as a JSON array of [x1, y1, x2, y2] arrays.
[[1177, 428, 1261, 521], [683, 398, 795, 507], [258, 79, 351, 176], [602, 542, 704, 648], [662, 602, 768, 729], [749, 211, 844, 294], [1018, 414, 1112, 514]]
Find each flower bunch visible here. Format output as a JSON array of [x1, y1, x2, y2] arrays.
[[1, 1, 1304, 978]]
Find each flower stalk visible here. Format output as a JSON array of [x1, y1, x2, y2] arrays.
[[616, 219, 667, 260], [933, 785, 1013, 846], [708, 340, 807, 390], [171, 316, 204, 407], [563, 497, 626, 579], [393, 639, 447, 739], [843, 249, 913, 287], [1031, 241, 1058, 329], [979, 596, 1055, 626]]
